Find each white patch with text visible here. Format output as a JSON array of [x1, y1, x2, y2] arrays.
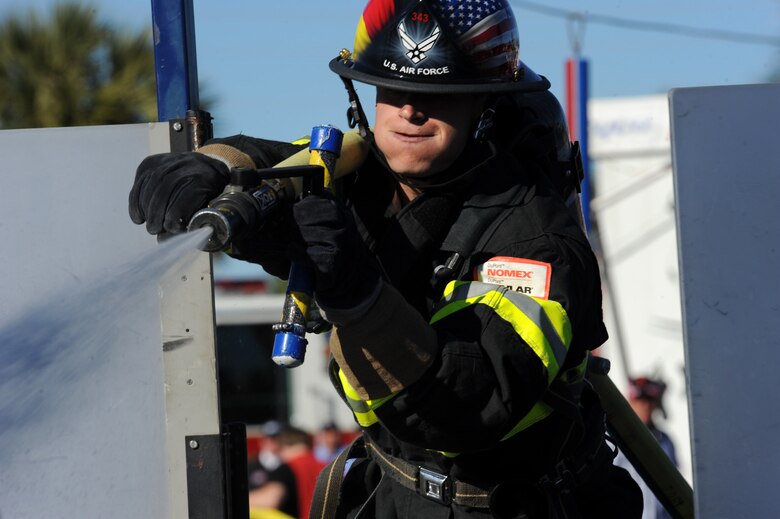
[[475, 257, 552, 299]]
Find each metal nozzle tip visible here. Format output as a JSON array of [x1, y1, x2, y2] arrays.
[[188, 209, 232, 252]]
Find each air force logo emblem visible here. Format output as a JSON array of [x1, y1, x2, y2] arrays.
[[398, 22, 441, 64]]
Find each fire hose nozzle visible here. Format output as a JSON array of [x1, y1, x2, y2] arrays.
[[188, 207, 238, 252], [187, 176, 288, 252]]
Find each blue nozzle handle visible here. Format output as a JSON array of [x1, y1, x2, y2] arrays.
[[271, 331, 308, 368], [271, 125, 344, 369], [310, 124, 344, 156]]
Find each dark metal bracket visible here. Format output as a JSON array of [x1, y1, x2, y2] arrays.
[[185, 423, 248, 519], [169, 109, 213, 153]]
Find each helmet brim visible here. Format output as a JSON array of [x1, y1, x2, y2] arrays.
[[329, 57, 550, 94]]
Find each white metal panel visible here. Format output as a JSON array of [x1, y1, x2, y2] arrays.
[[670, 83, 780, 519], [0, 123, 169, 518], [0, 123, 221, 518]]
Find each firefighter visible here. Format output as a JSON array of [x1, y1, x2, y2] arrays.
[[129, 0, 642, 516]]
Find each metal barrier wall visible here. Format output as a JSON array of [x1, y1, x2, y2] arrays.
[[0, 123, 221, 518], [670, 84, 780, 518]]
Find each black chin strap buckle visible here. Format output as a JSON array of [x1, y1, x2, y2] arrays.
[[474, 107, 496, 143]]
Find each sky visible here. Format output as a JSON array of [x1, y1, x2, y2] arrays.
[[3, 0, 779, 139]]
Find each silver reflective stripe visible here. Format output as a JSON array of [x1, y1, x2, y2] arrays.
[[438, 282, 569, 370], [344, 394, 371, 413], [501, 290, 569, 372], [443, 281, 493, 304]]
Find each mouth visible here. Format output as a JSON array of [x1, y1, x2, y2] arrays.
[[391, 131, 435, 143]]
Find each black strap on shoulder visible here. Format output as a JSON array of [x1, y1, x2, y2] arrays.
[[309, 435, 366, 519], [435, 181, 528, 284]]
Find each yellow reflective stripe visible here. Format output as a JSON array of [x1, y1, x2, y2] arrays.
[[430, 280, 496, 324], [291, 136, 310, 145], [429, 402, 555, 453], [493, 298, 568, 383], [337, 369, 395, 427], [436, 450, 459, 458], [501, 401, 554, 441], [431, 281, 572, 383]]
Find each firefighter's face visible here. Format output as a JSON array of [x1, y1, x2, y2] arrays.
[[373, 88, 484, 176]]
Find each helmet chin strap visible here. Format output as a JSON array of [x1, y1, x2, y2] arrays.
[[339, 77, 497, 193], [341, 77, 373, 142], [339, 77, 404, 190]]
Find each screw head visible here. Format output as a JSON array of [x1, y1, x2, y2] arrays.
[[173, 122, 183, 132], [189, 440, 199, 449]]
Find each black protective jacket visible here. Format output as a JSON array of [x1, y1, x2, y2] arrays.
[[331, 145, 640, 519], [212, 134, 641, 518]]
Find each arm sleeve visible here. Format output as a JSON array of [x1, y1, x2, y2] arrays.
[[334, 231, 605, 453]]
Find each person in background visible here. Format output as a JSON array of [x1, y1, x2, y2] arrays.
[[615, 377, 678, 519], [313, 421, 345, 464], [249, 426, 326, 519], [248, 420, 285, 490]]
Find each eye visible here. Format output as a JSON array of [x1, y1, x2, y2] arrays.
[[380, 89, 405, 106]]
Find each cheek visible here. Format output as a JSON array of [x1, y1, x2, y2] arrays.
[[450, 126, 469, 151], [432, 127, 469, 165], [373, 130, 396, 160]]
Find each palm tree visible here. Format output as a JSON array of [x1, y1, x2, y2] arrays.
[[0, 3, 157, 129]]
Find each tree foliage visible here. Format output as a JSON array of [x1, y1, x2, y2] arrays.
[[0, 3, 157, 129]]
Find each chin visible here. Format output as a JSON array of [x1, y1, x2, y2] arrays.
[[387, 159, 432, 177]]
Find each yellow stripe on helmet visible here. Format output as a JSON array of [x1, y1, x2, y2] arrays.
[[354, 16, 371, 58]]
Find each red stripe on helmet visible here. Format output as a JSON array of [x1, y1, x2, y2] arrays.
[[461, 15, 516, 51], [362, 0, 396, 39], [469, 40, 518, 64]]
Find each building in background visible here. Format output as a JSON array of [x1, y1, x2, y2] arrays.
[[588, 95, 690, 481]]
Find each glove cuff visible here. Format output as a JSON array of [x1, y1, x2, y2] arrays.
[[329, 282, 438, 400], [317, 277, 383, 326], [198, 143, 256, 171]]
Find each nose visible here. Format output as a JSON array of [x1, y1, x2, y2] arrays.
[[399, 99, 427, 124]]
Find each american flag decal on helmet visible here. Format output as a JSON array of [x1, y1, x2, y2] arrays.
[[430, 0, 519, 76]]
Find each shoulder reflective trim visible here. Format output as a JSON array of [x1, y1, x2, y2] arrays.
[[431, 281, 572, 383], [501, 401, 554, 441], [337, 368, 396, 427], [291, 136, 311, 145]]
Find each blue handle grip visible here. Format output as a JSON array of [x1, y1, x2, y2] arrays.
[[271, 125, 344, 368]]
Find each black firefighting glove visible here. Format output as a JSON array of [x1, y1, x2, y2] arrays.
[[291, 193, 382, 322], [129, 152, 228, 235], [225, 209, 294, 280], [128, 150, 292, 278]]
